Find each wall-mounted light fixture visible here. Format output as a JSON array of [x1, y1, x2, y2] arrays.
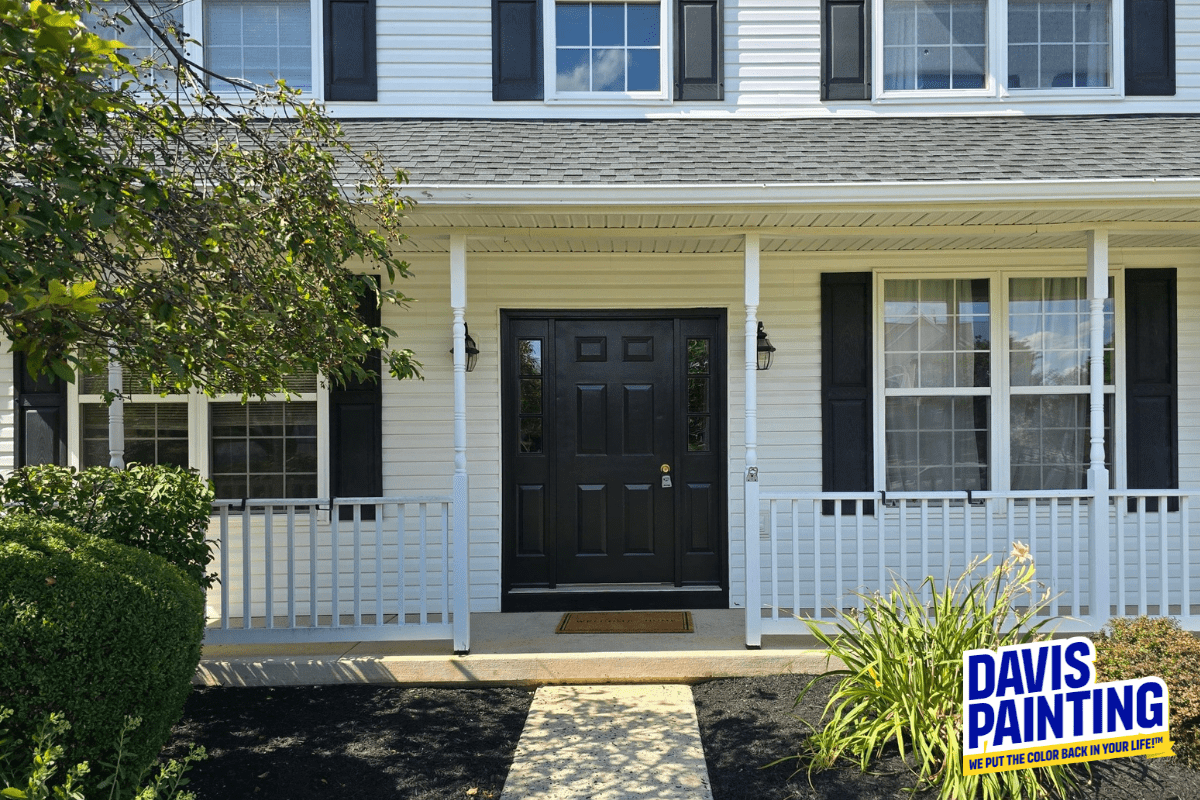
[[757, 322, 776, 371], [449, 324, 480, 373]]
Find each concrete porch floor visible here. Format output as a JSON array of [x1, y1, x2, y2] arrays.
[[196, 609, 837, 687]]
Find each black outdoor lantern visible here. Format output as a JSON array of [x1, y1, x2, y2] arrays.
[[449, 324, 480, 372], [756, 322, 776, 371]]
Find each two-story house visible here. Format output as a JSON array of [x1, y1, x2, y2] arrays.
[[6, 0, 1196, 651]]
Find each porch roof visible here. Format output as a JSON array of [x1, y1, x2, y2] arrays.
[[347, 114, 1200, 187]]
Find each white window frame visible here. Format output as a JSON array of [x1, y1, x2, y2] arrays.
[[871, 0, 1124, 101], [542, 0, 673, 103], [871, 267, 1126, 494], [196, 0, 327, 101], [69, 377, 329, 501]]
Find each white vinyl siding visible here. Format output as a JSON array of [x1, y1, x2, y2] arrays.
[[317, 0, 1200, 118]]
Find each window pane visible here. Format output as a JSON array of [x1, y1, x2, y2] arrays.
[[627, 4, 660, 44], [82, 402, 188, 468], [592, 4, 625, 45], [520, 378, 542, 414], [206, 0, 311, 90], [557, 48, 590, 90], [1009, 277, 1111, 388], [519, 340, 543, 376], [210, 401, 317, 499], [885, 396, 989, 491], [555, 1, 660, 93], [1010, 394, 1111, 490], [884, 278, 990, 389], [687, 339, 710, 374], [1008, 0, 1110, 89], [883, 0, 985, 90], [520, 418, 543, 453], [688, 416, 710, 452], [557, 4, 590, 46], [627, 49, 660, 91], [592, 48, 626, 90]]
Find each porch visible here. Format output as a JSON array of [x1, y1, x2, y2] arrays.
[[196, 608, 830, 686]]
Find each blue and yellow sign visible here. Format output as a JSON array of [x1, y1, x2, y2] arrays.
[[962, 637, 1173, 775]]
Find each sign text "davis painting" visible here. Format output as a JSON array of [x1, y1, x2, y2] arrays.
[[962, 637, 1173, 775]]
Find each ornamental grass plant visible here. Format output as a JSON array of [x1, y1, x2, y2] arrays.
[[793, 543, 1079, 800]]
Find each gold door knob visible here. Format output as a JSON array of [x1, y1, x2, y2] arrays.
[[660, 464, 671, 473]]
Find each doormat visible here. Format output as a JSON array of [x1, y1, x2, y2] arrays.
[[555, 611, 694, 634]]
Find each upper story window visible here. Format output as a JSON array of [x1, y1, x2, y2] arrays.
[[1007, 0, 1111, 89], [205, 0, 314, 92], [80, 0, 181, 88], [879, 0, 1110, 95], [820, 0, 1173, 99], [493, 0, 722, 102], [549, 1, 665, 97], [882, 0, 986, 90]]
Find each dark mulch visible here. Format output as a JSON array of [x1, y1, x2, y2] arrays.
[[163, 676, 1200, 800], [161, 684, 533, 800], [693, 674, 1200, 800]]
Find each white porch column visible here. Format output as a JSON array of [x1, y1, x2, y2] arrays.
[[1087, 230, 1112, 626], [107, 351, 124, 469], [450, 234, 471, 654], [744, 232, 762, 648]]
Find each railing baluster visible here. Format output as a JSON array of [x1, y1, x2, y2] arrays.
[[397, 503, 407, 625], [813, 499, 822, 621], [920, 500, 929, 605], [419, 503, 429, 626], [855, 500, 865, 613], [332, 504, 341, 628], [308, 504, 318, 627], [1138, 498, 1148, 617], [242, 503, 252, 630], [941, 500, 950, 584], [219, 505, 230, 630], [1116, 494, 1126, 617], [264, 506, 274, 629], [441, 502, 450, 624], [1183, 497, 1191, 621], [1071, 498, 1081, 619], [375, 504, 384, 626], [352, 504, 363, 626], [899, 500, 908, 594], [877, 497, 885, 603], [286, 505, 296, 629], [833, 502, 842, 618], [792, 501, 801, 619], [1049, 498, 1059, 617], [1160, 496, 1170, 615], [769, 499, 779, 620]]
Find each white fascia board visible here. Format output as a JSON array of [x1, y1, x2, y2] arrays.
[[403, 178, 1200, 207]]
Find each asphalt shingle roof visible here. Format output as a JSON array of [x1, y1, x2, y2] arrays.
[[336, 114, 1200, 185]]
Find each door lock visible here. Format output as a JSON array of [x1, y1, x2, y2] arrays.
[[661, 464, 672, 488]]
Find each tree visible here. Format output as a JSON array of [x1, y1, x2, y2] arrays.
[[0, 0, 418, 395]]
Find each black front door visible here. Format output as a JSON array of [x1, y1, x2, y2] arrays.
[[502, 311, 726, 610]]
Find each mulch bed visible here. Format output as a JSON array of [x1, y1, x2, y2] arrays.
[[163, 676, 1200, 800]]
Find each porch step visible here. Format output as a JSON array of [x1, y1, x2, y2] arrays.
[[500, 684, 713, 800], [195, 609, 836, 687]]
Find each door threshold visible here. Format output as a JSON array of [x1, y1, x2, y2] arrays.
[[502, 585, 728, 612], [511, 583, 722, 594]]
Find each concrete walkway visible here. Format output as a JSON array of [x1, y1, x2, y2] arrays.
[[501, 684, 713, 800], [196, 609, 836, 686]]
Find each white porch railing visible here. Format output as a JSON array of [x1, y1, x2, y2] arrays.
[[205, 496, 464, 646], [753, 489, 1199, 640]]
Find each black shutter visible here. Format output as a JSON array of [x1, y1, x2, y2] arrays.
[[1125, 269, 1177, 511], [821, 0, 870, 100], [15, 355, 67, 467], [822, 273, 873, 514], [331, 281, 383, 519], [325, 0, 376, 101], [493, 0, 543, 100], [676, 0, 722, 100], [1125, 0, 1175, 95]]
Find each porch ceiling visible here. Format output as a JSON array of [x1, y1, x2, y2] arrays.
[[395, 203, 1200, 254]]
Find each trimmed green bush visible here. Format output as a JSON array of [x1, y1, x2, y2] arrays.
[[793, 544, 1078, 800], [0, 464, 215, 588], [0, 515, 205, 798], [1094, 616, 1200, 768]]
